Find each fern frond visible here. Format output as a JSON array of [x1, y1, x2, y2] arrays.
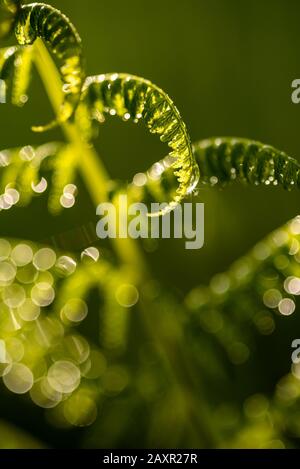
[[47, 144, 78, 214], [127, 137, 300, 207], [0, 142, 61, 208], [15, 3, 84, 131], [0, 45, 33, 106], [0, 0, 20, 39], [81, 73, 200, 215], [194, 137, 300, 189]]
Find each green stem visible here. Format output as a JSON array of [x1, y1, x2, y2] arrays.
[[33, 38, 217, 447], [34, 39, 108, 200]]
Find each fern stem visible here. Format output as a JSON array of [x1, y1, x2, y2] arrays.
[[34, 39, 109, 201]]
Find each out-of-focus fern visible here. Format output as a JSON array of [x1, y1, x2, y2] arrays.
[[186, 216, 300, 362], [222, 367, 300, 448], [0, 142, 84, 213], [0, 237, 134, 427], [81, 73, 200, 214], [0, 142, 59, 208], [14, 3, 84, 131], [56, 258, 135, 353], [181, 216, 300, 448]]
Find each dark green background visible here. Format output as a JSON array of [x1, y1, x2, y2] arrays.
[[0, 0, 300, 447]]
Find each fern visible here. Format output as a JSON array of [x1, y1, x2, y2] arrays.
[[126, 137, 300, 208], [14, 2, 84, 131], [81, 73, 200, 214], [0, 0, 20, 39], [1, 0, 300, 447]]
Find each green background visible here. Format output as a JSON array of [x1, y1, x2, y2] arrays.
[[0, 0, 300, 448]]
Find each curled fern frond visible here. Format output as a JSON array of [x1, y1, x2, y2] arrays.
[[127, 137, 300, 207], [81, 73, 200, 215], [15, 3, 84, 131], [0, 45, 33, 106], [0, 0, 20, 39], [193, 137, 300, 189]]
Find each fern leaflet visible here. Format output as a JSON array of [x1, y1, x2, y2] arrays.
[[194, 137, 300, 189]]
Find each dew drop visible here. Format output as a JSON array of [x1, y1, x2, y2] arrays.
[[33, 248, 56, 271], [30, 377, 62, 409], [81, 247, 100, 262], [115, 284, 139, 308], [31, 282, 55, 307], [11, 243, 33, 266], [133, 173, 147, 187], [32, 177, 48, 194], [60, 193, 75, 209], [3, 284, 26, 308], [18, 298, 40, 321], [3, 363, 34, 394], [263, 289, 282, 308], [61, 298, 88, 323], [55, 256, 77, 277], [0, 239, 11, 261], [0, 261, 16, 286], [278, 298, 295, 316], [47, 361, 81, 394]]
